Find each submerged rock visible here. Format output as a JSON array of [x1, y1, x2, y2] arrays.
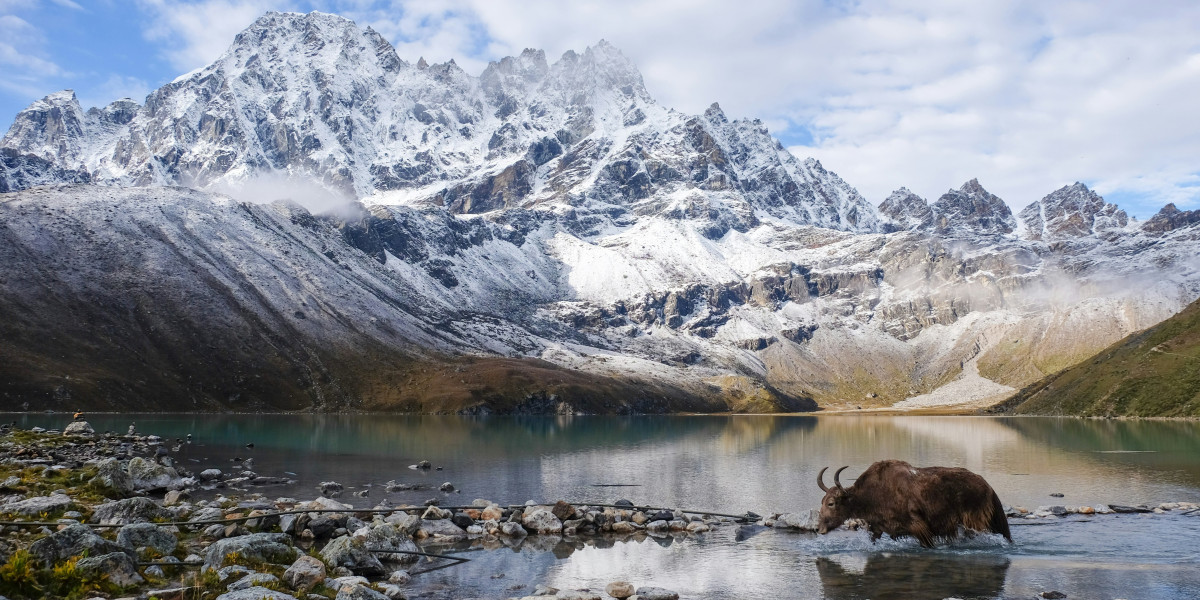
[[635, 587, 680, 600]]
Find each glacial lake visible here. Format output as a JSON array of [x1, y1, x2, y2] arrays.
[[9, 413, 1200, 599]]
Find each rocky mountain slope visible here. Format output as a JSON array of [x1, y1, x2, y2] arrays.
[[989, 296, 1200, 417], [2, 11, 1199, 414]]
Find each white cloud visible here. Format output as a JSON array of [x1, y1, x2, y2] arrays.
[[77, 74, 154, 109], [0, 13, 65, 97], [138, 0, 289, 71], [124, 0, 1200, 216]]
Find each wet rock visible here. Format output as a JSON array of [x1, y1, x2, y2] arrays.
[[614, 499, 634, 508], [203, 533, 297, 572], [228, 572, 280, 591], [555, 590, 601, 600], [499, 521, 528, 538], [0, 493, 71, 516], [1040, 592, 1067, 599], [480, 504, 504, 521], [320, 481, 345, 497], [772, 510, 820, 531], [335, 583, 390, 600], [63, 421, 95, 436], [451, 513, 475, 529], [606, 581, 635, 599], [551, 500, 576, 521], [359, 522, 420, 564], [117, 522, 177, 555], [1077, 506, 1095, 515], [1109, 504, 1152, 514], [376, 582, 406, 599], [523, 509, 563, 534], [200, 468, 223, 480], [412, 461, 432, 470], [439, 482, 455, 492], [422, 505, 451, 520], [645, 520, 669, 533], [611, 522, 638, 534], [686, 521, 711, 533], [635, 587, 679, 600], [1049, 492, 1065, 498], [388, 569, 411, 584], [416, 519, 467, 541], [384, 512, 422, 535], [321, 535, 386, 576], [89, 458, 135, 496], [283, 555, 327, 591], [216, 587, 298, 600], [29, 523, 131, 567], [76, 551, 144, 587]]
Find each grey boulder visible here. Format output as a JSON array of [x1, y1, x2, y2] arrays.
[[28, 523, 132, 567], [320, 535, 385, 576], [76, 552, 144, 587], [228, 572, 280, 591], [215, 587, 298, 600], [92, 496, 173, 525], [203, 533, 298, 572], [282, 554, 326, 592], [117, 522, 178, 555], [0, 493, 71, 516], [335, 583, 390, 600]]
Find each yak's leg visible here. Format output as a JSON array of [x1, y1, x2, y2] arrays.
[[909, 520, 935, 548]]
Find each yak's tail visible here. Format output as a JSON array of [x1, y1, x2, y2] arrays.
[[990, 491, 1012, 542]]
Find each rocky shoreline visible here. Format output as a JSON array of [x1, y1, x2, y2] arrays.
[[2, 421, 1198, 600], [0, 422, 751, 600]]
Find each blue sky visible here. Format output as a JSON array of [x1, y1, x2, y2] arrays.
[[2, 0, 1198, 218]]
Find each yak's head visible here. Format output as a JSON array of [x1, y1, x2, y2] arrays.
[[816, 466, 852, 534]]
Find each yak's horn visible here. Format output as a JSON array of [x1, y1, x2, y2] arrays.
[[834, 466, 850, 489], [817, 466, 830, 492]]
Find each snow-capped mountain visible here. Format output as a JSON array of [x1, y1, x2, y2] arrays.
[[2, 11, 1198, 414]]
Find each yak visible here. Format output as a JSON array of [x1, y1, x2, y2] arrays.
[[816, 459, 1011, 547]]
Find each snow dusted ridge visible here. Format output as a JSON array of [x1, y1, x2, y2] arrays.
[[2, 11, 1199, 413]]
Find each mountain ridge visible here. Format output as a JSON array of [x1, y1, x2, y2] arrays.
[[2, 11, 1199, 415]]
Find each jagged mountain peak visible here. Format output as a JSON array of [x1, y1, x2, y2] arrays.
[[879, 187, 933, 231], [1, 11, 891, 235], [930, 179, 1015, 236], [1, 89, 86, 162], [1142, 202, 1200, 234], [1019, 182, 1128, 241]]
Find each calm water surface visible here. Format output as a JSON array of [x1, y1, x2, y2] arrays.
[[9, 414, 1200, 599]]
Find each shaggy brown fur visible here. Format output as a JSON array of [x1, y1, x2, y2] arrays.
[[817, 459, 1012, 547]]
